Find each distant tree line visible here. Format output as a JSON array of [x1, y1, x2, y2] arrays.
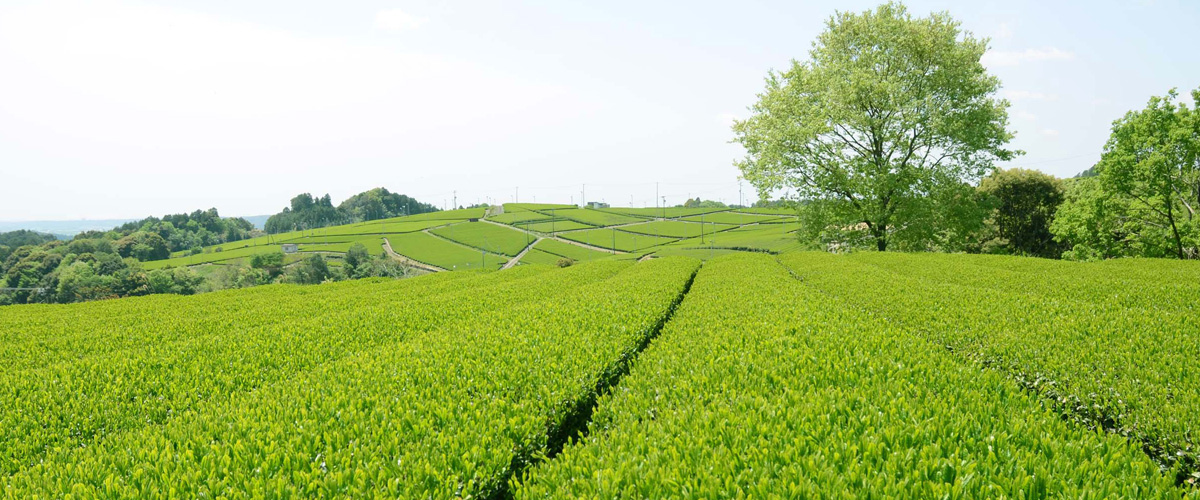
[[264, 188, 439, 234], [1, 233, 204, 306], [0, 208, 253, 305], [678, 198, 729, 209], [111, 208, 255, 260], [2, 187, 434, 306]]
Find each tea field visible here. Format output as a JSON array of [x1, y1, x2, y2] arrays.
[[3, 252, 1198, 497], [141, 203, 801, 272]]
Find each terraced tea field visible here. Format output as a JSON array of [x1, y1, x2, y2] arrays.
[[143, 203, 800, 272], [4, 252, 1199, 497]]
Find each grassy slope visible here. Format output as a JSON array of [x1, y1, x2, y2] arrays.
[[557, 228, 677, 252], [532, 238, 612, 262], [429, 222, 534, 257], [148, 203, 797, 272], [619, 220, 737, 239], [388, 231, 508, 270]]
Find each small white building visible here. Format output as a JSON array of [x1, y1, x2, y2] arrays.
[[281, 243, 298, 254]]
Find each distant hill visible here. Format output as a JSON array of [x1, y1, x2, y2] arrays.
[[0, 219, 138, 236], [0, 215, 270, 235], [240, 215, 270, 229]]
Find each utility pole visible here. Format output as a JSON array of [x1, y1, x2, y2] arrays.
[[515, 187, 519, 203], [739, 181, 744, 208], [581, 184, 586, 208]]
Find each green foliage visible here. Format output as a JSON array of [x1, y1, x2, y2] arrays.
[[387, 231, 508, 270], [531, 238, 610, 262], [4, 248, 1200, 497], [336, 187, 438, 222], [978, 168, 1065, 257], [679, 212, 789, 224], [343, 242, 371, 273], [142, 244, 285, 270], [654, 222, 804, 255], [679, 198, 726, 208], [286, 254, 331, 284], [429, 221, 533, 256], [558, 228, 676, 252], [516, 219, 593, 233], [114, 208, 254, 253], [1052, 88, 1200, 261], [0, 230, 56, 248], [515, 248, 565, 266], [114, 231, 171, 261], [782, 251, 1200, 485], [491, 210, 554, 225], [600, 207, 723, 218], [0, 259, 700, 498], [265, 193, 346, 233], [1051, 177, 1137, 260], [208, 264, 273, 290], [146, 267, 204, 295], [517, 253, 1187, 498], [503, 203, 577, 212], [249, 251, 286, 279], [619, 220, 736, 239], [546, 208, 644, 226], [733, 2, 1016, 251]]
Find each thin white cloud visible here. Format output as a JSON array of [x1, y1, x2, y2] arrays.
[[1002, 90, 1057, 101], [1014, 110, 1038, 121], [982, 47, 1074, 67], [1041, 129, 1060, 137], [374, 8, 427, 32], [995, 22, 1013, 40]]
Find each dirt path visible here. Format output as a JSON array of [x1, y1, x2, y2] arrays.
[[382, 237, 447, 273], [502, 237, 542, 270]]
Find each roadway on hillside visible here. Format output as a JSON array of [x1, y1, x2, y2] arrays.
[[502, 237, 543, 270]]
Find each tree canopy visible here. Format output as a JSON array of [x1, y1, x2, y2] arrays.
[[265, 188, 439, 234], [1053, 88, 1199, 260], [733, 2, 1017, 251], [978, 168, 1065, 258]]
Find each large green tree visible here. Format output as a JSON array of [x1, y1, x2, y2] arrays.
[[1095, 88, 1199, 259], [978, 168, 1065, 258], [733, 2, 1017, 251]]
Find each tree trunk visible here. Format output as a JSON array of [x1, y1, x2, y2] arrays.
[[872, 217, 889, 252], [873, 227, 888, 251], [1167, 204, 1185, 259]]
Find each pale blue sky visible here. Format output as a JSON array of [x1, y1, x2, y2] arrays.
[[1, 0, 1197, 220]]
